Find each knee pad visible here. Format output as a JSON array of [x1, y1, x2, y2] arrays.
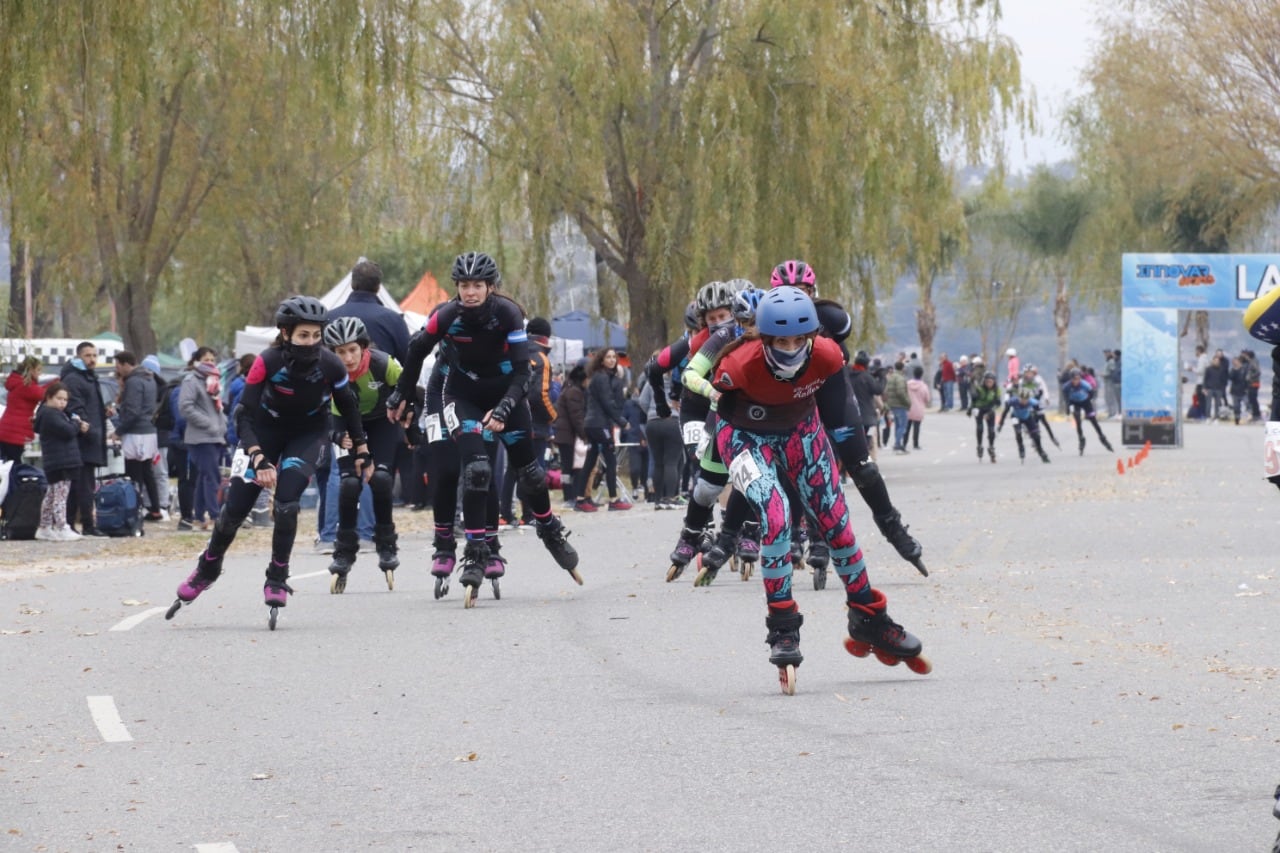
[[369, 466, 394, 499], [273, 499, 300, 533], [515, 461, 546, 496], [462, 457, 492, 495], [692, 476, 724, 508], [850, 459, 881, 490], [338, 471, 364, 505]]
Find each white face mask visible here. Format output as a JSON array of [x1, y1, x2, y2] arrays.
[[765, 342, 810, 379]]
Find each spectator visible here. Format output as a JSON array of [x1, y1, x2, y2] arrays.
[[552, 361, 589, 509], [938, 353, 956, 411], [142, 355, 172, 520], [60, 341, 109, 536], [113, 351, 163, 521], [581, 347, 631, 511], [906, 365, 931, 450], [1244, 349, 1263, 421], [638, 357, 681, 509], [956, 355, 972, 412], [179, 346, 228, 531], [165, 363, 195, 529], [0, 355, 47, 462], [327, 258, 409, 363], [883, 361, 911, 454], [620, 389, 648, 501], [33, 382, 86, 541], [849, 351, 884, 461], [1203, 352, 1228, 420], [1229, 355, 1248, 424]]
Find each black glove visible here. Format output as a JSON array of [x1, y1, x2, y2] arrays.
[[405, 423, 423, 447], [489, 397, 515, 424], [386, 388, 405, 413], [250, 450, 274, 471], [353, 450, 373, 471]]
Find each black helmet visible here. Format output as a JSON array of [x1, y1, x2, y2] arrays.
[[451, 251, 501, 286], [323, 316, 370, 349], [683, 300, 701, 332], [275, 295, 328, 328]]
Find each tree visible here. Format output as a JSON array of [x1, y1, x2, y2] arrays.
[[412, 0, 1025, 355], [1008, 167, 1092, 373]]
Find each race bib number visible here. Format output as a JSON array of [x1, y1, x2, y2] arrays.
[[682, 420, 705, 447], [729, 450, 763, 495], [425, 414, 442, 444], [696, 430, 711, 460], [230, 448, 251, 481], [1265, 422, 1280, 478], [443, 403, 460, 433]]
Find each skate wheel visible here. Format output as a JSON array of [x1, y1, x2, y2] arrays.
[[268, 607, 279, 630], [813, 570, 825, 591], [692, 566, 714, 587], [568, 568, 584, 586], [740, 561, 753, 581], [330, 574, 346, 594], [666, 563, 685, 582], [463, 585, 476, 609], [729, 556, 738, 573], [384, 570, 395, 591], [164, 599, 182, 620], [843, 637, 872, 658], [874, 650, 901, 667], [906, 654, 933, 675], [778, 664, 797, 696], [434, 577, 448, 599], [491, 578, 501, 600]]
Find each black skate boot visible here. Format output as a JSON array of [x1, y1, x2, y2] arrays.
[[666, 526, 704, 582], [1039, 447, 1051, 463], [166, 550, 224, 619], [695, 528, 737, 587], [373, 522, 399, 590], [987, 444, 996, 463], [807, 539, 830, 591], [977, 445, 984, 462], [536, 515, 582, 584], [736, 520, 760, 581], [459, 539, 489, 609], [431, 533, 457, 599], [844, 588, 930, 674], [765, 607, 804, 695], [328, 530, 359, 594], [1078, 436, 1086, 456], [263, 560, 293, 630], [1099, 434, 1114, 453], [873, 510, 928, 577]]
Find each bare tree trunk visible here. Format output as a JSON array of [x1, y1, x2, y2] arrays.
[[1053, 276, 1071, 374], [1194, 310, 1210, 351], [7, 239, 25, 337], [114, 278, 157, 355], [916, 290, 937, 387]]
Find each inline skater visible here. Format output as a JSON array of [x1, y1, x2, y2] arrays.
[[997, 385, 1052, 463], [710, 286, 929, 694], [322, 316, 403, 592], [165, 296, 369, 629], [390, 251, 580, 608], [765, 260, 927, 575], [967, 370, 1001, 462], [1062, 367, 1115, 455]]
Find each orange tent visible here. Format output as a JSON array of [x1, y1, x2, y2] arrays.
[[400, 271, 451, 316]]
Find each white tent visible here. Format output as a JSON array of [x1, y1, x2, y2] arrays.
[[234, 273, 428, 357]]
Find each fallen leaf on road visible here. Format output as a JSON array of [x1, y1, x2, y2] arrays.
[[251, 773, 271, 780], [121, 599, 146, 607], [454, 752, 479, 762]]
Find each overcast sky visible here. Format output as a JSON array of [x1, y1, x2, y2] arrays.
[[995, 0, 1103, 172]]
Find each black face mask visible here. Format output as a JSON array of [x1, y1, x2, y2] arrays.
[[285, 341, 322, 368]]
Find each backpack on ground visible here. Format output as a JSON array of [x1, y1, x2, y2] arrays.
[[2, 464, 48, 541], [95, 476, 143, 537]]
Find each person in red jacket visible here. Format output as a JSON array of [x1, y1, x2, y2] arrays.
[[710, 287, 929, 695], [0, 356, 48, 462]]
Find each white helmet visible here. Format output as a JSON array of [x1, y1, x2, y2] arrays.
[[1006, 347, 1017, 356]]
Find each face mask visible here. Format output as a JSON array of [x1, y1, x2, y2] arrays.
[[709, 318, 736, 334], [765, 342, 811, 380], [71, 357, 86, 370], [459, 294, 494, 324], [286, 341, 322, 367]]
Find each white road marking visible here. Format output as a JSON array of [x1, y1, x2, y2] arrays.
[[194, 844, 240, 853], [109, 606, 166, 632], [290, 570, 328, 581], [86, 695, 132, 742]]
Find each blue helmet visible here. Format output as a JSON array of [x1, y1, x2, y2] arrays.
[[732, 286, 764, 324], [755, 286, 818, 336]]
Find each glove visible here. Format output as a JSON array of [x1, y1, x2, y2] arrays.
[[405, 423, 423, 447], [353, 450, 373, 471], [489, 397, 515, 424], [386, 388, 405, 413], [249, 450, 274, 471]]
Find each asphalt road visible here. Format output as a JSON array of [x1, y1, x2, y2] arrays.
[[3, 412, 1277, 852]]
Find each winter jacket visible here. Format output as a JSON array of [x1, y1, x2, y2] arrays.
[[178, 371, 228, 447], [552, 382, 588, 445], [883, 370, 911, 410], [584, 367, 627, 430], [327, 291, 410, 363], [116, 366, 158, 436], [848, 366, 883, 428], [34, 404, 82, 474], [59, 361, 108, 466], [0, 371, 46, 445], [907, 378, 931, 421]]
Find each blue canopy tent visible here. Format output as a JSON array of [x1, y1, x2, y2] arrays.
[[551, 310, 628, 351]]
